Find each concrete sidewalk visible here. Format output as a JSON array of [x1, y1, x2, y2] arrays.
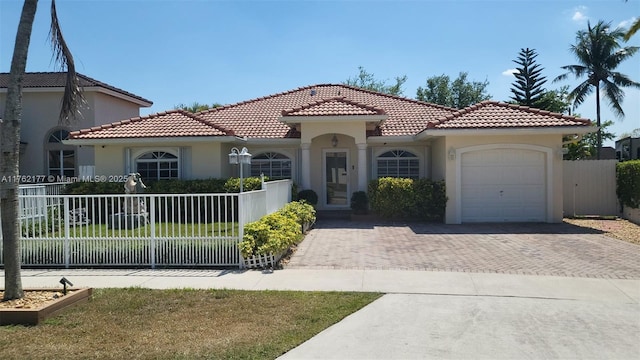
[[5, 269, 640, 359], [6, 268, 639, 303]]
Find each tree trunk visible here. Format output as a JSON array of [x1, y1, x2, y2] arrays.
[[1, 0, 38, 301], [595, 84, 602, 160]]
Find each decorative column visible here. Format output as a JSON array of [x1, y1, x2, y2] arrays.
[[301, 143, 311, 190], [357, 143, 368, 192]]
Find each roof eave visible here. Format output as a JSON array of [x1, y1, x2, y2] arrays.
[[243, 138, 302, 145], [1, 87, 153, 107], [63, 135, 237, 146], [366, 135, 416, 144], [416, 126, 597, 139]]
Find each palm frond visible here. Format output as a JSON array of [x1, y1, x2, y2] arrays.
[[49, 0, 85, 124], [567, 80, 593, 108], [623, 18, 640, 41], [601, 79, 625, 117]]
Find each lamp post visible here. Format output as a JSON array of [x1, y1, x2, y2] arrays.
[[228, 147, 252, 192]]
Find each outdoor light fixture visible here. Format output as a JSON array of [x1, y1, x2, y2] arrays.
[[331, 134, 338, 148], [228, 147, 252, 192], [448, 148, 456, 161], [59, 277, 73, 295]]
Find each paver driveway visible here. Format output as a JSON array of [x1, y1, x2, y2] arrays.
[[286, 220, 640, 279]]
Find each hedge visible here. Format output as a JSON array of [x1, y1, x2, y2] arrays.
[[368, 177, 447, 221], [239, 201, 316, 258], [617, 160, 640, 209]]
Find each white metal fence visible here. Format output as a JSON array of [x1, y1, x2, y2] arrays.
[[1, 180, 292, 268], [563, 160, 619, 216]]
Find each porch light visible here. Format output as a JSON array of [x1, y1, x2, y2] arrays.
[[331, 134, 338, 148], [448, 148, 456, 161], [229, 147, 252, 192]]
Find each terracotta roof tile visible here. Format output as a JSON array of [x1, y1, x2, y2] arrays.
[[282, 97, 386, 116], [68, 110, 231, 139], [428, 101, 592, 129], [0, 72, 152, 105], [197, 84, 456, 138]]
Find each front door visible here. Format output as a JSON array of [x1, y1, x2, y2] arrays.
[[324, 150, 349, 206]]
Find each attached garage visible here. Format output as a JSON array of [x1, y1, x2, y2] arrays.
[[459, 146, 551, 223]]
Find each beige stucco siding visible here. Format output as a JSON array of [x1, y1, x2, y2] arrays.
[[91, 93, 142, 126], [301, 122, 366, 144], [94, 142, 225, 180], [430, 137, 446, 181], [442, 134, 563, 224]]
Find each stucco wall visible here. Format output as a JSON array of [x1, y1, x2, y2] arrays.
[[1, 90, 144, 178], [443, 134, 564, 224], [430, 137, 446, 181], [95, 142, 225, 180], [92, 93, 142, 126]]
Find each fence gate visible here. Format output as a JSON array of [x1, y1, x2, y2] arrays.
[[563, 160, 619, 217]]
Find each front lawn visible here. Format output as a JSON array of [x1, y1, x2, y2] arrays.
[[0, 288, 381, 359]]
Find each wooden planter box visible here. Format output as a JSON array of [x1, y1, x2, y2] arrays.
[[0, 288, 93, 326]]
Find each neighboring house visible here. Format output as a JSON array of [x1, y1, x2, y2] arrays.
[[616, 137, 640, 161], [0, 72, 152, 179], [66, 84, 594, 224]]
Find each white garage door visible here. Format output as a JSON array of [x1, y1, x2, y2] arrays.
[[461, 149, 546, 222]]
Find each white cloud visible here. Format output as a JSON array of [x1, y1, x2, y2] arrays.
[[502, 69, 518, 76], [572, 6, 588, 22], [618, 17, 638, 30]]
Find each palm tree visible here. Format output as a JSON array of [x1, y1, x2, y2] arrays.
[[1, 0, 84, 300], [554, 20, 639, 159]]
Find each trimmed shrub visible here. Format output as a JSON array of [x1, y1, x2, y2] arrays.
[[350, 191, 369, 215], [368, 177, 416, 219], [297, 189, 318, 206], [368, 177, 447, 221], [223, 176, 265, 193], [64, 178, 229, 195], [239, 200, 316, 258], [617, 160, 640, 209]]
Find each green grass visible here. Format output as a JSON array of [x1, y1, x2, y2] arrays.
[[0, 288, 381, 359], [23, 221, 239, 239]]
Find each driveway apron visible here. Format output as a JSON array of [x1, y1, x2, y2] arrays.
[[286, 220, 640, 279]]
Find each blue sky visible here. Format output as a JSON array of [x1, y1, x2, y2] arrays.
[[1, 0, 639, 147]]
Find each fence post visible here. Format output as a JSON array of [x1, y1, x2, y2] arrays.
[[150, 195, 156, 269], [63, 196, 70, 269], [238, 193, 245, 269]]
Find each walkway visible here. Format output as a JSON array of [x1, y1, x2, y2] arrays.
[[286, 220, 640, 279]]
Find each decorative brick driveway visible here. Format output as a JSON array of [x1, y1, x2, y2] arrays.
[[286, 220, 640, 279]]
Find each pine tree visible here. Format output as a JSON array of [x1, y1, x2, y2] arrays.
[[510, 48, 547, 108]]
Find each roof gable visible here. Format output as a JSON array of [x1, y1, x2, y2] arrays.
[[282, 97, 386, 117], [68, 110, 232, 140], [428, 101, 592, 129], [0, 72, 152, 106]]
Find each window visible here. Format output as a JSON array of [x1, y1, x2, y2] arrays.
[[250, 152, 291, 179], [47, 129, 75, 177], [377, 150, 419, 179], [136, 151, 179, 180]]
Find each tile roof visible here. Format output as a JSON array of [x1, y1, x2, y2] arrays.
[[197, 84, 456, 138], [427, 101, 592, 129], [282, 97, 386, 117], [0, 72, 152, 105], [68, 110, 231, 139]]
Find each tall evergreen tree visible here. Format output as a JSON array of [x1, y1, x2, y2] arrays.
[[554, 20, 640, 159], [509, 48, 547, 108]]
